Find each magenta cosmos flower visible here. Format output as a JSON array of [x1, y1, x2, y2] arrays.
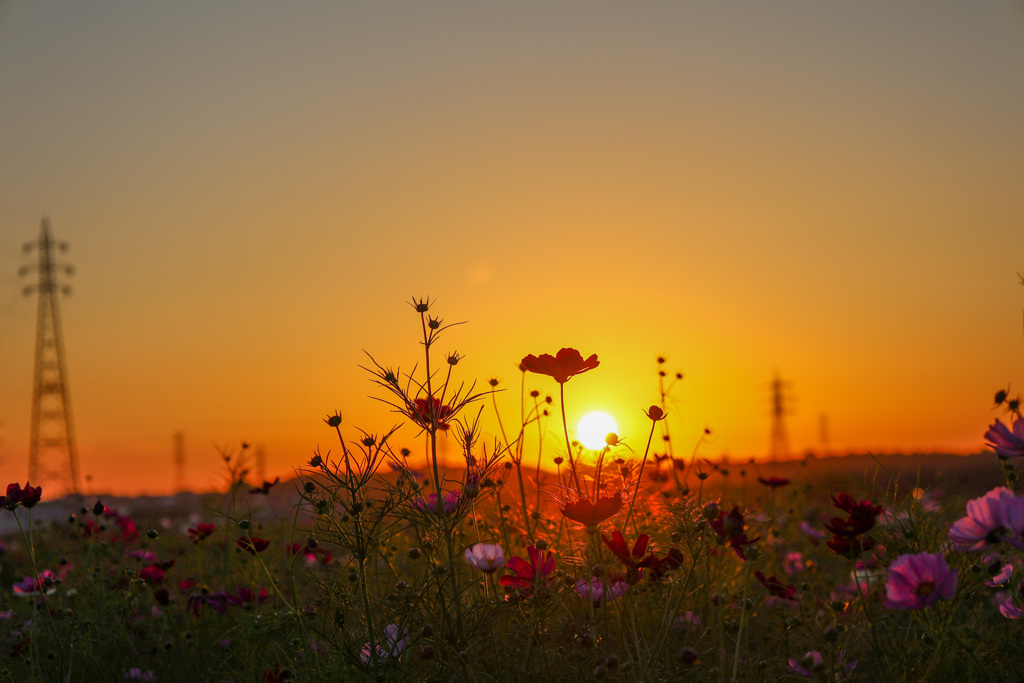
[[883, 553, 957, 610], [464, 543, 506, 573], [985, 418, 1024, 459], [574, 577, 627, 606], [948, 486, 1024, 551], [413, 490, 460, 515]]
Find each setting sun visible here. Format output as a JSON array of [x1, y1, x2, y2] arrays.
[[577, 411, 618, 450]]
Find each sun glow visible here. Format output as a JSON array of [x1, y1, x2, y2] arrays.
[[577, 412, 619, 450]]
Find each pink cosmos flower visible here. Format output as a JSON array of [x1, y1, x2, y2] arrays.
[[786, 650, 857, 680], [985, 418, 1024, 459], [997, 593, 1024, 619], [360, 623, 408, 664], [464, 543, 506, 573], [883, 553, 957, 610], [13, 569, 58, 597], [799, 521, 825, 544], [985, 563, 1014, 588], [948, 486, 1024, 551], [574, 577, 627, 606], [413, 490, 460, 515], [784, 551, 808, 575]]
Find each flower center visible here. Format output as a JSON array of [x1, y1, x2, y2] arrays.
[[916, 581, 935, 597]]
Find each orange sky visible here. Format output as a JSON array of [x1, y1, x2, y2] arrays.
[[1, 2, 1023, 495]]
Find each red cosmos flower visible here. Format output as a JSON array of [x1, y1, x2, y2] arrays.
[[1, 482, 42, 511], [188, 523, 215, 542], [824, 492, 882, 559], [602, 529, 684, 583], [237, 536, 270, 554], [499, 545, 557, 595], [250, 478, 280, 495], [410, 397, 454, 431], [755, 571, 799, 602], [560, 491, 622, 533], [139, 565, 165, 584], [520, 348, 599, 384], [709, 506, 760, 560], [757, 476, 790, 490]]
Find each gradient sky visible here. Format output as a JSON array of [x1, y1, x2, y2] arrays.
[[1, 1, 1023, 495]]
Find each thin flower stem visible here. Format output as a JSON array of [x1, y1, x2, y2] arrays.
[[623, 418, 658, 530], [559, 383, 583, 496], [731, 559, 753, 683]]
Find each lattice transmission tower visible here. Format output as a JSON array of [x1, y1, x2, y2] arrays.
[[769, 370, 794, 460], [20, 217, 81, 494]]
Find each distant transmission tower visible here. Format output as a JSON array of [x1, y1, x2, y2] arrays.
[[769, 370, 794, 459], [20, 218, 81, 494]]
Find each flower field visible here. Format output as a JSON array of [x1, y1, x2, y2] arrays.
[[2, 298, 1024, 682]]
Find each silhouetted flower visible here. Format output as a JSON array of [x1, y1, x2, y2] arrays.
[[985, 418, 1024, 459], [644, 405, 666, 421], [603, 529, 651, 583], [948, 486, 1024, 551], [1, 482, 42, 511], [464, 543, 506, 574], [560, 492, 622, 533], [824, 493, 882, 559], [757, 476, 790, 490], [709, 506, 760, 560], [499, 545, 557, 595], [237, 536, 270, 554], [883, 552, 956, 610], [410, 397, 455, 432], [520, 348, 599, 384], [250, 478, 280, 495], [755, 571, 799, 602]]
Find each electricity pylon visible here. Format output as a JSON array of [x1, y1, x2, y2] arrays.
[[769, 370, 794, 460], [20, 217, 81, 494]]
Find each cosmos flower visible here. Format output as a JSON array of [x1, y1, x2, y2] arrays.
[[786, 650, 858, 681], [985, 418, 1024, 459], [237, 536, 270, 554], [574, 577, 627, 606], [755, 571, 799, 602], [520, 348, 599, 384], [949, 486, 1024, 551], [13, 569, 58, 597], [413, 490, 460, 515], [985, 563, 1014, 588], [464, 543, 506, 574], [799, 521, 826, 544], [1, 482, 42, 511], [997, 593, 1024, 619], [499, 545, 557, 595], [757, 476, 790, 490], [410, 397, 455, 432], [709, 506, 760, 560], [883, 553, 957, 610], [360, 624, 408, 664], [560, 491, 622, 533], [225, 586, 270, 607], [188, 523, 215, 542]]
